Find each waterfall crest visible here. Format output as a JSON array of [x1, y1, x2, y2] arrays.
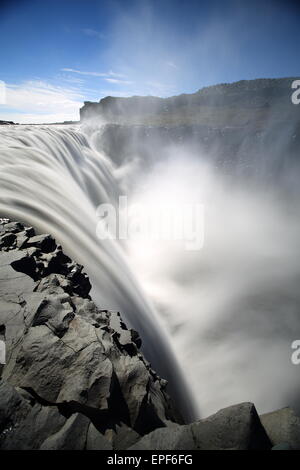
[[0, 124, 198, 422]]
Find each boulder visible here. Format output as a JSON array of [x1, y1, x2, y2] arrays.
[[130, 403, 272, 450], [261, 407, 300, 450]]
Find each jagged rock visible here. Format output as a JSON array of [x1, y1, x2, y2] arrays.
[[0, 219, 287, 450], [0, 380, 67, 450], [260, 407, 300, 450], [86, 422, 113, 450], [25, 234, 57, 253], [3, 222, 26, 234], [104, 423, 140, 450], [0, 232, 17, 249], [40, 413, 91, 450], [0, 219, 181, 450], [0, 250, 36, 296], [130, 403, 272, 450], [0, 380, 32, 435]]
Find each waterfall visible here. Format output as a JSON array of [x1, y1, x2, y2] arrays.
[[1, 122, 300, 419], [0, 124, 198, 422], [85, 121, 300, 417]]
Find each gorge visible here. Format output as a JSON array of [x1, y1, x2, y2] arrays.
[[1, 77, 300, 449]]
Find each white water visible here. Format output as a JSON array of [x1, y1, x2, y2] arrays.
[[0, 124, 197, 421], [1, 124, 300, 419], [87, 123, 300, 417]]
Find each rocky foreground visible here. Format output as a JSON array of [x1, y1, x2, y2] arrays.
[[0, 219, 299, 450]]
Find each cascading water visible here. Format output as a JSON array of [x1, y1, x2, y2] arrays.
[[1, 122, 300, 420], [0, 124, 198, 422], [85, 120, 300, 417]]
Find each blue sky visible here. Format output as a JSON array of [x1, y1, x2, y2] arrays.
[[0, 0, 299, 123]]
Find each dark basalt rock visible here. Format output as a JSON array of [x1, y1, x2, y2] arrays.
[[0, 218, 182, 450], [0, 218, 298, 450], [0, 120, 16, 126], [260, 407, 300, 450], [130, 402, 272, 450]]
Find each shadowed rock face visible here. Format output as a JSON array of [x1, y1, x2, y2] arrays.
[[0, 218, 182, 450]]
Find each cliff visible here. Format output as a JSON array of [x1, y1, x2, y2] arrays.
[[80, 78, 300, 185], [80, 77, 299, 126], [0, 219, 299, 450], [0, 120, 16, 126]]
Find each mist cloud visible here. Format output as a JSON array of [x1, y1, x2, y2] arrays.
[[92, 127, 300, 417]]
